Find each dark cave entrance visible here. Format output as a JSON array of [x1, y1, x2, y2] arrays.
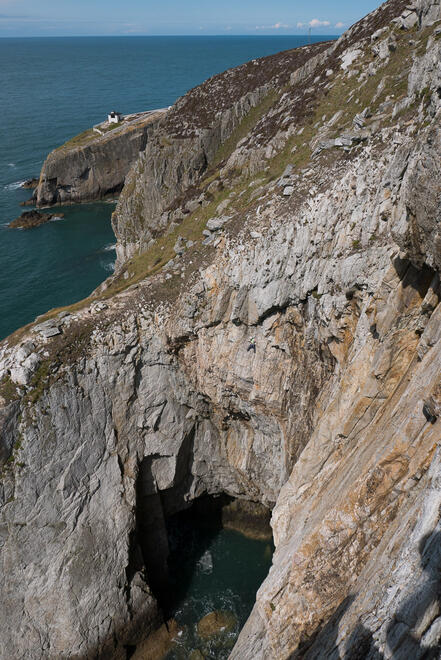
[[133, 459, 274, 658]]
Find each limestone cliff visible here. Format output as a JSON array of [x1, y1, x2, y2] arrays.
[[1, 0, 441, 658], [33, 110, 166, 207]]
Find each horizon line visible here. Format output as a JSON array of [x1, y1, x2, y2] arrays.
[[0, 33, 340, 39]]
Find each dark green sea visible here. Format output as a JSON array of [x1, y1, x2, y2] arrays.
[[163, 507, 274, 659]]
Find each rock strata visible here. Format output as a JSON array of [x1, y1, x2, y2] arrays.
[[1, 0, 441, 658], [32, 109, 166, 207]]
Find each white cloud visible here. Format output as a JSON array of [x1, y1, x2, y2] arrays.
[[335, 21, 345, 28], [297, 22, 305, 28], [309, 18, 331, 28], [255, 22, 290, 30]]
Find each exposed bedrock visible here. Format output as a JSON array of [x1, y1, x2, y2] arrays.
[[111, 41, 331, 268], [33, 110, 166, 208], [0, 308, 310, 658], [1, 0, 441, 658]]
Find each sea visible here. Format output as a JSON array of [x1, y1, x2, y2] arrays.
[[0, 35, 335, 341]]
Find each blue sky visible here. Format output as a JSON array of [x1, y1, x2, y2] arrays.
[[0, 0, 383, 37]]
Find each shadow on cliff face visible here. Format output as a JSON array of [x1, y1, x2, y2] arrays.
[[288, 595, 356, 659], [392, 256, 435, 299], [343, 624, 384, 660], [163, 495, 227, 617], [131, 425, 198, 609], [295, 530, 441, 659], [384, 529, 441, 660]]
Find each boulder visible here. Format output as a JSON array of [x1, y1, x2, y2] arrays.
[[131, 620, 182, 660], [173, 236, 186, 255], [21, 178, 39, 190], [197, 611, 237, 639], [206, 216, 231, 232]]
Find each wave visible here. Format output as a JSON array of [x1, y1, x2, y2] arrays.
[[101, 261, 115, 273], [197, 550, 213, 574], [8, 163, 16, 168], [102, 243, 116, 252], [4, 180, 26, 191]]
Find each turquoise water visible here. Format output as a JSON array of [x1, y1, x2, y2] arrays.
[[0, 35, 335, 340], [164, 510, 274, 659]]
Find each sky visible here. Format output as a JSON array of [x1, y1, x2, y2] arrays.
[[0, 0, 384, 37]]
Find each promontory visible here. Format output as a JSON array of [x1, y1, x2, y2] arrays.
[[31, 109, 167, 207]]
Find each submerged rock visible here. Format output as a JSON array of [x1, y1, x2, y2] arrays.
[[221, 499, 273, 541], [131, 619, 182, 660], [197, 611, 237, 639], [9, 210, 64, 229], [189, 650, 205, 660]]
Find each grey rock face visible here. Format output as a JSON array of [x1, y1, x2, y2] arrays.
[[1, 1, 441, 659], [112, 92, 270, 267], [33, 110, 166, 207]]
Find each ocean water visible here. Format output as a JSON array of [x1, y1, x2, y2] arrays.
[[0, 35, 335, 341], [163, 508, 274, 659]]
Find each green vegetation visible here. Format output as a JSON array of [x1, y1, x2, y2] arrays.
[[160, 136, 173, 147], [105, 28, 424, 300], [417, 86, 433, 110], [311, 289, 323, 300], [25, 361, 50, 405], [55, 120, 127, 151], [55, 128, 96, 151], [0, 375, 20, 404], [0, 433, 24, 477], [105, 186, 231, 297], [101, 122, 123, 133], [99, 33, 422, 299], [212, 90, 279, 168], [6, 20, 436, 348]]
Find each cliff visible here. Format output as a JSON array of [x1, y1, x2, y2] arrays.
[[33, 109, 166, 207], [111, 41, 331, 267], [1, 0, 441, 658]]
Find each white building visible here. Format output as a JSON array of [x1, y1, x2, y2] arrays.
[[108, 111, 123, 124]]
